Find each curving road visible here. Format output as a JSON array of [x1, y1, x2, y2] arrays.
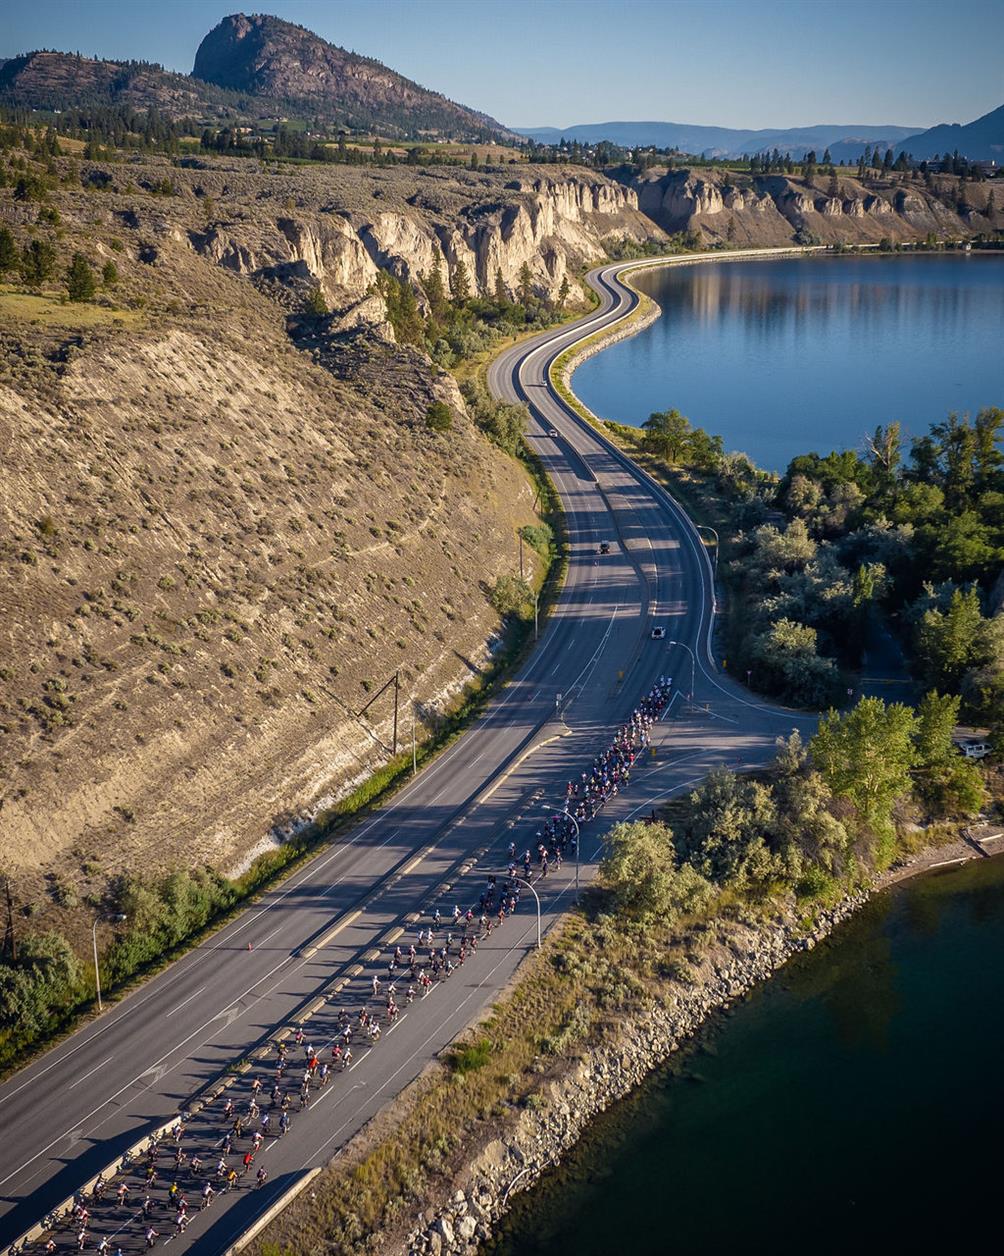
[[0, 252, 816, 1256]]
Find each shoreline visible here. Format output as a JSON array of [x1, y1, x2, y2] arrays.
[[397, 833, 1003, 1256]]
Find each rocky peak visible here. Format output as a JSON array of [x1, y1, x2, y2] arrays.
[[193, 12, 514, 139]]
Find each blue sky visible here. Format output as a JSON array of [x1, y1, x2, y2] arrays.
[[4, 0, 1002, 131]]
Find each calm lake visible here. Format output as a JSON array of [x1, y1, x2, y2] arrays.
[[492, 856, 1004, 1255], [574, 254, 1004, 471]]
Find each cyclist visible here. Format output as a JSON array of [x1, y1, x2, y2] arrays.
[[256, 1166, 268, 1189]]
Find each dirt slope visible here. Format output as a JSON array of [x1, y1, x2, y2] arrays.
[[0, 157, 556, 937]]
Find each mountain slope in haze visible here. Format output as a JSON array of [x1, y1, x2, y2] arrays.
[[192, 12, 513, 139], [521, 120, 919, 159], [0, 49, 255, 117], [895, 102, 1004, 161]]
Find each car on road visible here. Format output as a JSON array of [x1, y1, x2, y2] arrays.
[[598, 541, 611, 554], [546, 428, 560, 438], [651, 626, 666, 640]]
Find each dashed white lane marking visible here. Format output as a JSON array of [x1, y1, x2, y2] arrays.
[[165, 987, 207, 1019], [67, 1055, 115, 1091]]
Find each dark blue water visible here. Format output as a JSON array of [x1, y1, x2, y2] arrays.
[[574, 255, 1004, 472], [493, 856, 1004, 1254]]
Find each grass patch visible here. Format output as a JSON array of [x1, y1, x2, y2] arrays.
[[0, 284, 141, 329]]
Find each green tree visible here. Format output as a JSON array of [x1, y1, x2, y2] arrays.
[[374, 272, 423, 346], [675, 770, 781, 889], [914, 586, 990, 690], [451, 258, 471, 304], [0, 930, 81, 1037], [913, 690, 987, 817], [748, 618, 841, 708], [20, 238, 57, 284], [556, 275, 571, 308], [65, 252, 96, 302], [865, 422, 901, 495], [810, 697, 918, 862], [490, 573, 533, 619], [973, 407, 1003, 490], [642, 408, 691, 463], [304, 286, 328, 316], [0, 226, 16, 275], [422, 256, 449, 323], [517, 261, 534, 308], [425, 401, 453, 432], [101, 259, 119, 288], [932, 412, 977, 508], [602, 821, 713, 921], [493, 268, 509, 306], [460, 380, 527, 455]]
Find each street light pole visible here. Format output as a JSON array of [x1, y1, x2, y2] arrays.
[[696, 525, 719, 577], [92, 913, 127, 1012], [543, 804, 580, 899], [489, 871, 541, 948], [667, 639, 696, 703], [514, 875, 542, 949]]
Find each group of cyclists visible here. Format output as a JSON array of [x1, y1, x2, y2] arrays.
[[28, 675, 672, 1253]]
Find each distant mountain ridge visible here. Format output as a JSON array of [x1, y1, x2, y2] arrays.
[[520, 120, 920, 160], [894, 103, 1004, 162], [0, 12, 513, 141]]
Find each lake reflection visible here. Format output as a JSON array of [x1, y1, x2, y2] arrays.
[[574, 255, 1004, 472]]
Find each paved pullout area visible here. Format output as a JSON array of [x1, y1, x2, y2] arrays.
[[0, 252, 817, 1256]]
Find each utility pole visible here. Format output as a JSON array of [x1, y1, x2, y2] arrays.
[[519, 530, 525, 582], [393, 670, 399, 756], [2, 871, 16, 963], [412, 706, 417, 774]]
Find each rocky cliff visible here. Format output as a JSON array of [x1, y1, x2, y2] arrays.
[[105, 157, 658, 313], [628, 167, 998, 245]]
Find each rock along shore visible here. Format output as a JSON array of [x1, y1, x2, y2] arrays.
[[401, 891, 868, 1256]]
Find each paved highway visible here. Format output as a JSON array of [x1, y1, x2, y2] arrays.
[[0, 251, 817, 1256]]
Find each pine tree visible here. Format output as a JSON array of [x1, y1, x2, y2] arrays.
[[305, 286, 328, 317], [493, 268, 508, 306], [422, 256, 449, 322], [66, 252, 96, 302], [101, 259, 118, 288], [517, 261, 534, 308], [556, 275, 571, 308], [0, 226, 16, 275], [451, 258, 471, 304], [21, 238, 57, 284]]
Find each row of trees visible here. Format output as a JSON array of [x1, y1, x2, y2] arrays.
[[602, 693, 986, 924], [0, 228, 117, 298]]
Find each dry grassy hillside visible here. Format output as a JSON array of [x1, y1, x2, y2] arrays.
[[0, 150, 558, 943]]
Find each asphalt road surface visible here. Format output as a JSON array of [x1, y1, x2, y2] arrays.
[[0, 252, 818, 1256]]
